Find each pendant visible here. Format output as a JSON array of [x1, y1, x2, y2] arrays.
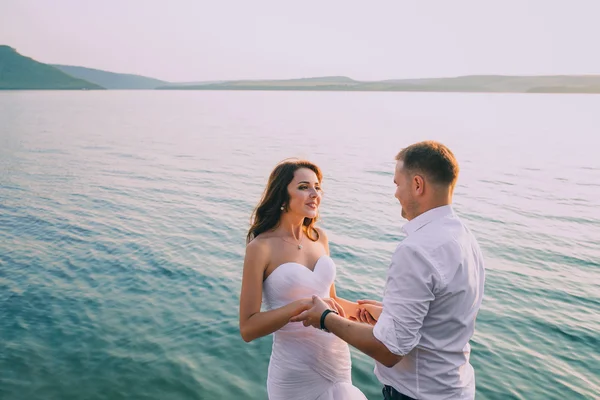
[[298, 244, 303, 250]]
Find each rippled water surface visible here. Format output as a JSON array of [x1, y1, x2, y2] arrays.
[[1, 91, 599, 399]]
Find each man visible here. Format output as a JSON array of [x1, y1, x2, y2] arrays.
[[291, 140, 486, 400]]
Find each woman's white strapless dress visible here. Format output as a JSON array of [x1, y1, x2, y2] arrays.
[[262, 255, 367, 400]]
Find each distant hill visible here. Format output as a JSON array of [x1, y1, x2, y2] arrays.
[[372, 75, 600, 93], [0, 45, 102, 90], [164, 81, 224, 87], [157, 76, 360, 90], [52, 64, 168, 89], [3, 44, 600, 93], [158, 74, 600, 93]]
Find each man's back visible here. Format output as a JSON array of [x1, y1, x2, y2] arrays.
[[373, 205, 485, 400]]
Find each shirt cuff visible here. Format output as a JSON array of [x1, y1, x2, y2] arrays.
[[373, 311, 420, 356]]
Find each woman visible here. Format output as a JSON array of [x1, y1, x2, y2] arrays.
[[239, 159, 367, 400]]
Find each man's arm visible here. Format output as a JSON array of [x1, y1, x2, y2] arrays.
[[291, 244, 438, 367], [371, 244, 438, 358], [323, 310, 402, 368], [291, 295, 402, 367]]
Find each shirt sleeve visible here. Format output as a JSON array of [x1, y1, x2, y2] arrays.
[[373, 244, 440, 356]]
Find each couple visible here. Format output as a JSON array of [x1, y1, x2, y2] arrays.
[[239, 141, 486, 400]]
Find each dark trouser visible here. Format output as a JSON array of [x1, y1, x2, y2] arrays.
[[382, 385, 417, 400]]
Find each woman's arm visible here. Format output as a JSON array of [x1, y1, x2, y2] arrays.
[[329, 283, 360, 319], [328, 285, 383, 321], [239, 239, 311, 342], [317, 227, 361, 319]]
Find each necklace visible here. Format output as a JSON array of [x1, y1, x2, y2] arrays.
[[278, 232, 303, 250]]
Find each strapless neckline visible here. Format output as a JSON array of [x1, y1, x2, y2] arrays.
[[264, 254, 331, 283]]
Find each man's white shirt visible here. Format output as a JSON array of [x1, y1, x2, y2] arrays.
[[373, 205, 485, 400]]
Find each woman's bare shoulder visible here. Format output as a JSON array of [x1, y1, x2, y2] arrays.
[[313, 226, 330, 254], [314, 225, 329, 241], [246, 232, 278, 255]]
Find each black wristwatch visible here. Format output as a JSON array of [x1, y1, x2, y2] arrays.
[[320, 309, 339, 332]]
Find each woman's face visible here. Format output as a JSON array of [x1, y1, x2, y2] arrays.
[[285, 168, 322, 219]]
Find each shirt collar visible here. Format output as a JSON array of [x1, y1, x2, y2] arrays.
[[402, 205, 455, 236]]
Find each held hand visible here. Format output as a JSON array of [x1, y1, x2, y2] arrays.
[[355, 300, 382, 325], [356, 307, 378, 325], [289, 295, 330, 328], [362, 303, 382, 320], [290, 298, 314, 318], [322, 297, 347, 318]]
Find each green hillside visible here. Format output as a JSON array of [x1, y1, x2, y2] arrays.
[[52, 64, 167, 89], [0, 45, 103, 90]]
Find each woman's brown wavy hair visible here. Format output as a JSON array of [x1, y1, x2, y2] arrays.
[[247, 159, 322, 244]]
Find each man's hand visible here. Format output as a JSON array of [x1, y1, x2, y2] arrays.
[[289, 295, 331, 328], [356, 307, 377, 325], [292, 296, 402, 368], [356, 299, 382, 325]]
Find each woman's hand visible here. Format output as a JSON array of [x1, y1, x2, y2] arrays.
[[355, 299, 383, 325], [322, 297, 347, 318], [289, 297, 347, 322], [291, 298, 314, 317], [356, 307, 378, 325]]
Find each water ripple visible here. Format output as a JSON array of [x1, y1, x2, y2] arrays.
[[1, 91, 599, 400]]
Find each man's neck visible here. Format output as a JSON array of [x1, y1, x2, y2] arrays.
[[410, 197, 452, 220]]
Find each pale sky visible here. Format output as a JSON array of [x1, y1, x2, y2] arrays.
[[1, 0, 599, 82]]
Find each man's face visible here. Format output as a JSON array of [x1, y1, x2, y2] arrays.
[[394, 160, 417, 220]]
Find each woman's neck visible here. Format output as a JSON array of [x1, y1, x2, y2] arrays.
[[277, 214, 305, 240]]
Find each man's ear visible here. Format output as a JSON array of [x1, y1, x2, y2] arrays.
[[414, 175, 425, 195]]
